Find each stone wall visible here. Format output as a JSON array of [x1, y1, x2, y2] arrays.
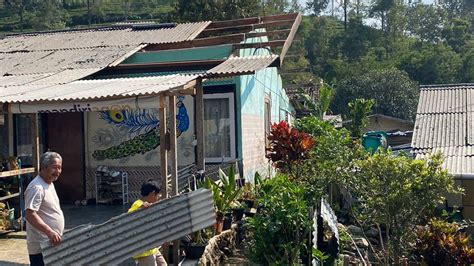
[[198, 225, 238, 265]]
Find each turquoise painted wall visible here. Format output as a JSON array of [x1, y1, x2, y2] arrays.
[[122, 45, 232, 64]]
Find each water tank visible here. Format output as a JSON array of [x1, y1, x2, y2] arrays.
[[362, 131, 388, 153]]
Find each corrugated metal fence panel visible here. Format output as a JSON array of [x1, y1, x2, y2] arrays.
[[42, 188, 215, 265]]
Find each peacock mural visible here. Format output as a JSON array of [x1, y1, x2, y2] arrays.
[[91, 96, 190, 161]]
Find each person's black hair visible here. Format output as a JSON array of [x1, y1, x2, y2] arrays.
[[141, 179, 160, 196]]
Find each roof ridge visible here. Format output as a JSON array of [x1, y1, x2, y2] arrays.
[[420, 83, 474, 89]]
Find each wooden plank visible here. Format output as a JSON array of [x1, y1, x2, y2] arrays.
[[206, 13, 298, 29], [7, 109, 13, 156], [145, 34, 245, 51], [0, 167, 35, 178], [0, 192, 20, 201], [279, 13, 302, 65], [200, 19, 295, 38], [31, 113, 40, 176], [114, 59, 224, 70], [168, 96, 180, 265], [195, 80, 205, 172], [159, 95, 168, 199], [246, 29, 291, 39], [232, 40, 286, 50], [169, 96, 178, 197]]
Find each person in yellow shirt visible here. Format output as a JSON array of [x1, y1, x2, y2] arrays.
[[128, 180, 167, 266]]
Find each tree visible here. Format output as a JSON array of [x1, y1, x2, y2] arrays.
[[399, 44, 463, 84], [307, 0, 330, 16], [332, 68, 419, 120], [406, 4, 447, 45], [174, 0, 260, 22], [443, 18, 471, 53], [346, 152, 461, 262], [347, 98, 373, 138], [31, 0, 69, 30]]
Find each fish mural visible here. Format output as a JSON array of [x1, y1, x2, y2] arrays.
[[92, 96, 190, 161]]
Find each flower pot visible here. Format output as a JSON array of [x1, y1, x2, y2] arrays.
[[214, 215, 224, 234], [243, 200, 254, 209], [186, 245, 205, 260], [232, 208, 245, 221], [223, 214, 232, 230]]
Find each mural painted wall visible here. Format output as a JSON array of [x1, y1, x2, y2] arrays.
[[85, 95, 196, 168]]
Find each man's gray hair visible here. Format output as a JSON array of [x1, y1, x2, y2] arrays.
[[40, 152, 62, 170]]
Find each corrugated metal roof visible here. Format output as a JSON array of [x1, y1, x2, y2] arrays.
[[207, 55, 278, 76], [415, 147, 474, 175], [0, 68, 102, 87], [0, 22, 210, 52], [412, 84, 474, 175], [0, 47, 133, 75], [0, 74, 198, 103], [42, 188, 215, 265]]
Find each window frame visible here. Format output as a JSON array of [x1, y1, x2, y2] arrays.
[[203, 92, 236, 163]]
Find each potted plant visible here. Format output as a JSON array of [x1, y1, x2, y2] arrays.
[[186, 228, 212, 259], [201, 166, 241, 234]]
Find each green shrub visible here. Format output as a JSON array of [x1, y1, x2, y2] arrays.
[[247, 174, 311, 264]]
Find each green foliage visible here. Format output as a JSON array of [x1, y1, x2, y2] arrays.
[[173, 0, 260, 22], [346, 152, 462, 261], [294, 116, 360, 205], [200, 166, 241, 216], [247, 174, 311, 264], [265, 121, 315, 176], [399, 43, 463, 84], [332, 68, 418, 120], [312, 248, 330, 263], [347, 98, 374, 138], [413, 218, 474, 265]]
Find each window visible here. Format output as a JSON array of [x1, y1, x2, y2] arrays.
[[203, 93, 235, 163], [264, 95, 271, 148]]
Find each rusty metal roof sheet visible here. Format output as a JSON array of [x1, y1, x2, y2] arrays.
[[0, 74, 198, 103], [0, 22, 210, 52], [42, 188, 215, 265], [207, 55, 279, 76], [412, 84, 474, 175]]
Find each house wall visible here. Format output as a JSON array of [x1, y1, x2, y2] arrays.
[[365, 116, 414, 132], [237, 32, 293, 181], [83, 96, 196, 200]]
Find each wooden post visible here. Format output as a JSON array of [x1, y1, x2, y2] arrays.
[[159, 95, 168, 199], [195, 79, 205, 172], [168, 95, 180, 266], [8, 111, 13, 156], [30, 113, 40, 175]]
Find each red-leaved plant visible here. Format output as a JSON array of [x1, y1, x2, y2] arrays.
[[265, 121, 315, 175]]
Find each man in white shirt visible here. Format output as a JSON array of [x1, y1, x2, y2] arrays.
[[24, 151, 65, 266]]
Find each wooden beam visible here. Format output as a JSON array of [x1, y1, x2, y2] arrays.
[[159, 95, 168, 199], [7, 106, 13, 156], [168, 95, 180, 265], [30, 113, 40, 175], [206, 13, 298, 29], [232, 40, 286, 50], [145, 34, 245, 51], [200, 19, 295, 38], [246, 29, 291, 39], [195, 80, 205, 172], [169, 95, 178, 197], [280, 13, 302, 65], [114, 59, 224, 70]]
